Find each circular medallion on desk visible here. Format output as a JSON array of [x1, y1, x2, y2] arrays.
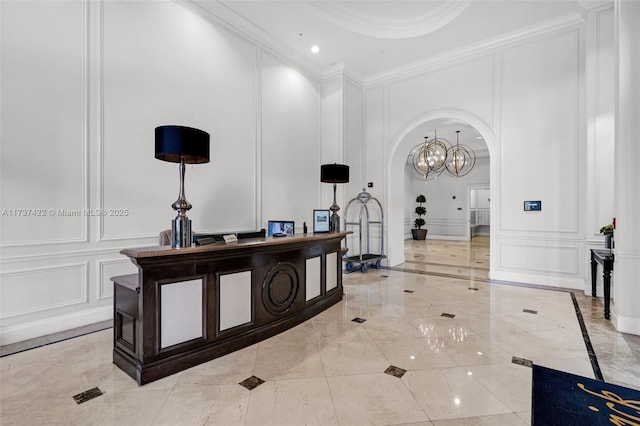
[[261, 262, 299, 315]]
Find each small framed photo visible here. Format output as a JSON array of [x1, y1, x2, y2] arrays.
[[267, 220, 294, 236], [313, 209, 330, 233]]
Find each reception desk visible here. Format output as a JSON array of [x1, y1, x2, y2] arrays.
[[112, 232, 348, 385]]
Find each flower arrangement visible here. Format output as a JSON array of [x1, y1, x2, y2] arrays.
[[600, 223, 614, 249], [599, 224, 614, 237]]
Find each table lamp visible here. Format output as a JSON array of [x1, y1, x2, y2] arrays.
[[320, 163, 349, 233], [155, 125, 210, 248]]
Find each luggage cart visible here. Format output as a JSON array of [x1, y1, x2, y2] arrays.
[[343, 189, 386, 272]]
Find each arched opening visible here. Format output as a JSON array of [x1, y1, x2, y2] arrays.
[[384, 109, 498, 278]]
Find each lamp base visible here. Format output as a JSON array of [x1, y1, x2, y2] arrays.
[[172, 216, 192, 248], [329, 213, 340, 233]]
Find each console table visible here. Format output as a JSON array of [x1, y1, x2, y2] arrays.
[[112, 232, 348, 385], [590, 248, 614, 320]]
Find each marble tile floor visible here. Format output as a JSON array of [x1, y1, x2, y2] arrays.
[[396, 236, 491, 281], [1, 238, 639, 426]]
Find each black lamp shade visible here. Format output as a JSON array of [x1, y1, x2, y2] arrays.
[[321, 163, 349, 183], [155, 125, 210, 164]]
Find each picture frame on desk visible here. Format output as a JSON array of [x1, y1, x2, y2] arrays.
[[267, 220, 294, 236], [313, 209, 330, 233]]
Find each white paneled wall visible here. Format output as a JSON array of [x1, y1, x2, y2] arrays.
[[0, 0, 322, 344], [372, 18, 591, 288]]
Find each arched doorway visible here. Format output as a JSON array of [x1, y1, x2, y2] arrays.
[[384, 109, 498, 278]]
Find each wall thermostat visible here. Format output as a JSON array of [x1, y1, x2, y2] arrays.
[[524, 201, 542, 211]]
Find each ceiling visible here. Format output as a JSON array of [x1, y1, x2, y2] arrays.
[[191, 0, 598, 158], [204, 0, 588, 79]]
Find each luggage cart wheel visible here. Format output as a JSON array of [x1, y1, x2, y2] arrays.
[[346, 262, 353, 272], [375, 259, 381, 268], [361, 263, 368, 272]]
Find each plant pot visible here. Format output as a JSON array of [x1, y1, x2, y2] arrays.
[[604, 235, 613, 249], [412, 229, 427, 240]]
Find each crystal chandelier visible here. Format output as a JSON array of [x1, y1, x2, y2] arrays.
[[407, 130, 450, 180], [444, 130, 476, 177], [406, 129, 476, 180]]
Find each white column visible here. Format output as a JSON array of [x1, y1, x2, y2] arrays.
[[612, 0, 640, 335]]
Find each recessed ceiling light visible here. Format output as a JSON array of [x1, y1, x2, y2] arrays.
[[311, 45, 320, 54], [476, 136, 483, 139]]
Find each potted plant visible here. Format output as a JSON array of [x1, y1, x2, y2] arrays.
[[411, 194, 428, 240], [599, 223, 614, 249]]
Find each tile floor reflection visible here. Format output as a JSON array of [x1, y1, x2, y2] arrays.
[[1, 237, 639, 425]]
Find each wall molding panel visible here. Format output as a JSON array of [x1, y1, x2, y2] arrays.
[[493, 235, 586, 289], [497, 240, 581, 275], [0, 263, 89, 320], [425, 219, 467, 238], [0, 0, 90, 247], [499, 29, 581, 235]]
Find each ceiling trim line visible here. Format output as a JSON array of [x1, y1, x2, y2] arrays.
[[309, 0, 471, 39], [322, 62, 364, 87]]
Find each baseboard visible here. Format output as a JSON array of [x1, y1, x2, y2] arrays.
[[490, 270, 584, 290], [612, 311, 640, 336], [426, 234, 469, 241], [0, 306, 112, 346]]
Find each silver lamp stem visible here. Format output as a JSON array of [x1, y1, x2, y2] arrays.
[[329, 182, 341, 233], [171, 156, 193, 248]]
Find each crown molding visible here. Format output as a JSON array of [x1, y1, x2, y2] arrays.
[[322, 62, 364, 87], [322, 62, 346, 81], [309, 0, 471, 40], [175, 0, 323, 80], [578, 0, 614, 11], [364, 12, 585, 87]]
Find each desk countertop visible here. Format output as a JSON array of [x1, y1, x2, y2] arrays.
[[121, 231, 350, 259]]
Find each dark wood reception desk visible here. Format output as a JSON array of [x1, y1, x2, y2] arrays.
[[112, 232, 348, 385]]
